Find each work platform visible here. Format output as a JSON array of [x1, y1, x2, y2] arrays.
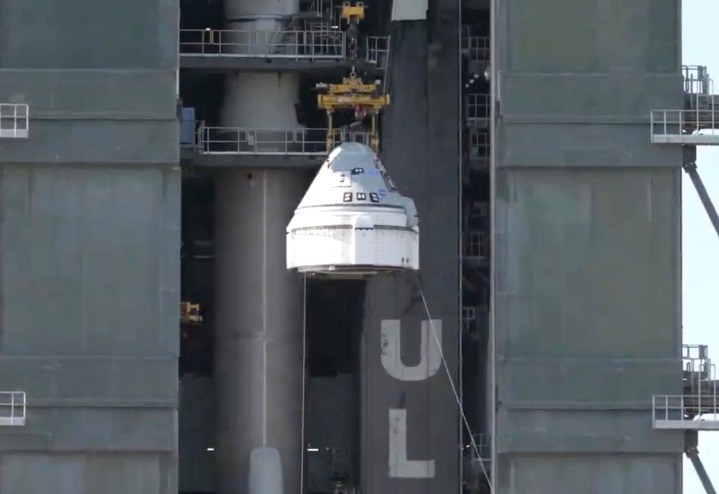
[[649, 70, 719, 494], [652, 345, 719, 431], [652, 395, 719, 430], [650, 109, 719, 145], [652, 64, 719, 145], [181, 125, 370, 168], [179, 29, 389, 74]]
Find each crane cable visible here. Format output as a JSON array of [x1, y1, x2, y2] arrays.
[[415, 272, 494, 493], [299, 274, 308, 494]]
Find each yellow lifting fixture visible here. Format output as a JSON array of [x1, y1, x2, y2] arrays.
[[316, 2, 389, 153], [340, 1, 366, 23], [316, 75, 389, 152], [180, 301, 203, 325]]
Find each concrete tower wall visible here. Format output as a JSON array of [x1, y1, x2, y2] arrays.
[[360, 0, 461, 491], [0, 0, 179, 492], [214, 1, 305, 493], [491, 0, 685, 492]]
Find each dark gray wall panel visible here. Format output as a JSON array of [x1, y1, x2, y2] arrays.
[[0, 122, 179, 164], [0, 70, 177, 118], [496, 454, 681, 494], [0, 357, 176, 404], [360, 4, 460, 491], [501, 74, 681, 117], [505, 0, 679, 73], [0, 0, 179, 490], [0, 0, 177, 69], [496, 410, 682, 454], [0, 453, 177, 494], [498, 125, 683, 167], [492, 0, 684, 492], [1, 166, 180, 357], [0, 164, 179, 490], [494, 168, 679, 362], [0, 408, 175, 451]]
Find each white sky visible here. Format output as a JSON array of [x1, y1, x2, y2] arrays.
[[682, 1, 718, 492]]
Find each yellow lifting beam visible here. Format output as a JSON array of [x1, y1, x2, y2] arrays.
[[340, 1, 366, 23], [316, 74, 390, 152]]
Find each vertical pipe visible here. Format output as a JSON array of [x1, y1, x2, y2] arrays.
[[215, 1, 304, 493], [215, 170, 306, 494]]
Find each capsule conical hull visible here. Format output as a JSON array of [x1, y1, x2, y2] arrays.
[[286, 142, 419, 277]]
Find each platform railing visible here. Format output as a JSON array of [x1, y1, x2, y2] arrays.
[[684, 343, 709, 360], [463, 231, 489, 259], [466, 94, 490, 126], [653, 394, 719, 430], [650, 109, 719, 144], [462, 306, 477, 334], [0, 391, 26, 426], [462, 433, 491, 492], [468, 129, 489, 161], [466, 36, 490, 65], [683, 65, 712, 96], [179, 29, 346, 59], [683, 343, 714, 383], [197, 125, 370, 155], [462, 305, 488, 338], [0, 103, 29, 139], [365, 36, 390, 69]]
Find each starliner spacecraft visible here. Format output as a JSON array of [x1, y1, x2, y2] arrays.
[[286, 142, 419, 277]]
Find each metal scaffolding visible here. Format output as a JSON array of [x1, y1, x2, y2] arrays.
[[650, 66, 719, 494]]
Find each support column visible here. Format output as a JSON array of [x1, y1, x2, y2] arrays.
[[214, 1, 305, 493], [359, 13, 460, 494], [215, 170, 305, 494]]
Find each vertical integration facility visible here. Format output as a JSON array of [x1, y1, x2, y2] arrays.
[[0, 0, 716, 493]]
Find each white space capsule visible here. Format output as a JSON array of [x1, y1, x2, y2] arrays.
[[286, 142, 419, 277]]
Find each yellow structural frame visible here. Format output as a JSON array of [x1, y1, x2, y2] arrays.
[[317, 75, 390, 152], [180, 301, 203, 324], [340, 1, 365, 22]]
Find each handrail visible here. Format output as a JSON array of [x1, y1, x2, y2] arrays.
[[684, 343, 709, 360], [0, 103, 29, 139], [469, 129, 489, 159], [466, 94, 490, 125], [365, 36, 391, 69], [179, 29, 346, 59], [652, 394, 719, 430], [683, 65, 711, 95], [0, 391, 26, 426], [198, 126, 371, 155], [463, 230, 489, 258], [466, 36, 490, 64], [650, 109, 719, 143]]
